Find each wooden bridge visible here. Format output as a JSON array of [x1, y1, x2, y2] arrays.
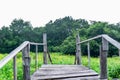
[[0, 33, 120, 80]]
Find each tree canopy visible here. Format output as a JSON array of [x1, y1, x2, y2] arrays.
[[0, 17, 120, 56]]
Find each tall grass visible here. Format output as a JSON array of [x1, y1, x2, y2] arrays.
[[0, 52, 120, 80]]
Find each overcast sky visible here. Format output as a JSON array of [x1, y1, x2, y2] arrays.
[[0, 0, 120, 27]]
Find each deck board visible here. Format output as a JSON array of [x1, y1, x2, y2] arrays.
[[31, 65, 99, 80]]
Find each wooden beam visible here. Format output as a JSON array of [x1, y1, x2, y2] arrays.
[[78, 35, 102, 44], [43, 33, 47, 64], [22, 44, 31, 80], [100, 37, 108, 79], [47, 50, 53, 64], [30, 42, 43, 45]]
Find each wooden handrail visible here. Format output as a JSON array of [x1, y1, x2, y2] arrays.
[[76, 34, 120, 79], [78, 35, 102, 44], [78, 34, 120, 49], [0, 33, 50, 80], [30, 42, 44, 45], [102, 34, 120, 49], [0, 41, 30, 69]]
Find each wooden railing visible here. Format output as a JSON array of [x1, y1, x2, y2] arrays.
[[76, 34, 120, 79], [0, 33, 49, 80]]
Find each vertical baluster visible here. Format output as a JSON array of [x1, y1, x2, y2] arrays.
[[13, 56, 17, 80], [35, 45, 38, 70], [87, 42, 90, 69], [119, 49, 120, 57]]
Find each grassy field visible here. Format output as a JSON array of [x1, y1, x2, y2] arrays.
[[0, 52, 120, 80]]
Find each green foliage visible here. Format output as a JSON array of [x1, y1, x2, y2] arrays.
[[44, 16, 89, 51], [60, 35, 76, 55], [0, 53, 120, 79], [109, 65, 120, 78], [108, 57, 120, 78], [1, 17, 120, 56]]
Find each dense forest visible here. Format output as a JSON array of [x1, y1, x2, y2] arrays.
[[0, 16, 120, 56]]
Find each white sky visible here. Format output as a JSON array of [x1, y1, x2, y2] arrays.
[[0, 0, 120, 27]]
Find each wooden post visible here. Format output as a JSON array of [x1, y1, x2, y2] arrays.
[[13, 56, 17, 80], [76, 34, 81, 65], [22, 44, 30, 80], [87, 42, 90, 69], [43, 33, 47, 64], [100, 37, 108, 79], [35, 45, 38, 70]]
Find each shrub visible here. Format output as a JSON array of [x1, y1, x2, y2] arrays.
[[60, 36, 76, 55]]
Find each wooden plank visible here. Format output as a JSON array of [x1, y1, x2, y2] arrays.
[[40, 67, 89, 71], [34, 70, 97, 76], [41, 65, 88, 69], [38, 65, 91, 71], [39, 67, 89, 71], [32, 71, 98, 80], [31, 65, 99, 80], [54, 76, 99, 80], [31, 76, 99, 80], [0, 41, 29, 69]]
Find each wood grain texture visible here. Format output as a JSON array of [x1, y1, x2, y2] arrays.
[[31, 65, 99, 80], [76, 34, 81, 65], [22, 44, 31, 80], [100, 38, 108, 79], [43, 33, 48, 64]]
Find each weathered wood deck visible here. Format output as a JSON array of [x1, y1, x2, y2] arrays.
[[31, 65, 99, 80]]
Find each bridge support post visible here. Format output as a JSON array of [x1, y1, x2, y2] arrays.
[[43, 33, 48, 64], [100, 37, 108, 79], [22, 44, 31, 80], [76, 34, 81, 65], [87, 42, 90, 69]]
